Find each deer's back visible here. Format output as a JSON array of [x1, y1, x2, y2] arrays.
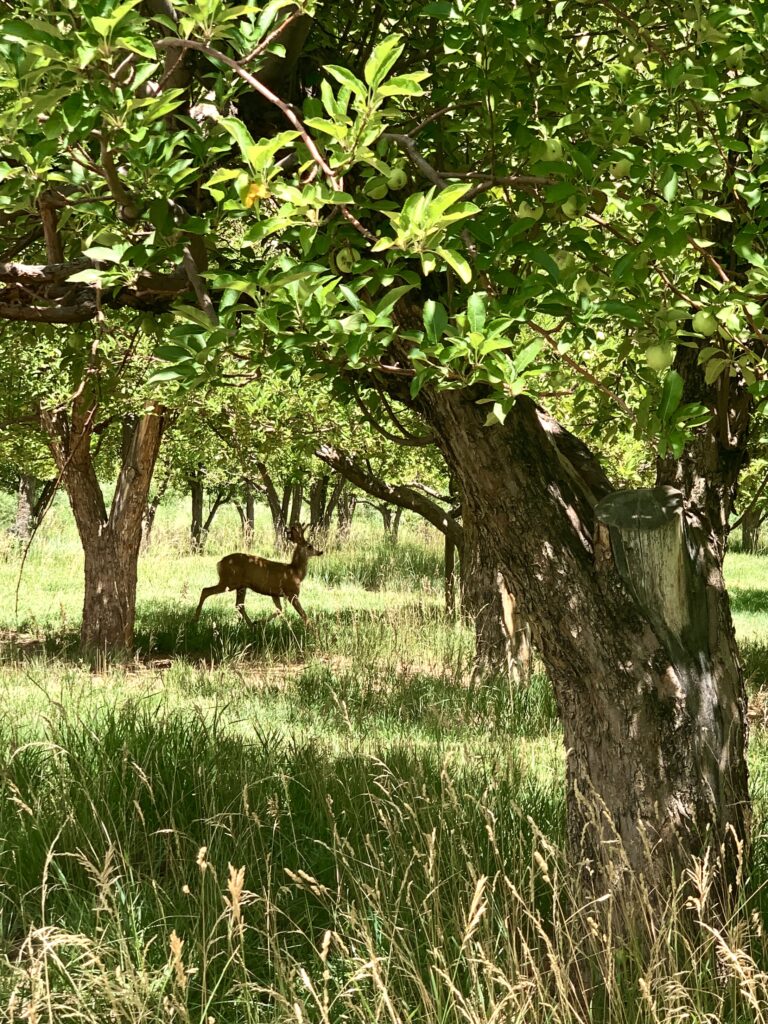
[[216, 552, 300, 596]]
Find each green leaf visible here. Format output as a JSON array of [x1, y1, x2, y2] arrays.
[[153, 344, 193, 361], [325, 65, 367, 96], [658, 370, 684, 422], [378, 73, 429, 97], [660, 166, 678, 203], [364, 35, 405, 89], [437, 247, 472, 284], [515, 340, 544, 373], [423, 300, 449, 343], [466, 293, 486, 333], [81, 245, 125, 263], [147, 367, 187, 384], [427, 183, 472, 218]]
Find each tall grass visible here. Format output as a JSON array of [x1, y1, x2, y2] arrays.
[[3, 495, 768, 1019]]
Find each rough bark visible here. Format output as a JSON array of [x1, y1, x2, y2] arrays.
[[416, 385, 748, 900], [461, 510, 532, 684], [41, 400, 165, 661]]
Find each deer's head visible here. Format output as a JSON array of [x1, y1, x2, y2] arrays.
[[288, 523, 323, 557]]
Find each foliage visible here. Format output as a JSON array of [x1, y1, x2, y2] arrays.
[[3, 1, 767, 467]]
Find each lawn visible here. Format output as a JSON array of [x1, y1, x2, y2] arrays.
[[2, 496, 768, 1021]]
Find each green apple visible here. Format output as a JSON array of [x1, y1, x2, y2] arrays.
[[631, 109, 651, 136], [518, 200, 543, 221], [334, 246, 359, 274], [386, 167, 408, 190], [540, 138, 563, 162], [561, 196, 581, 219], [553, 251, 576, 274], [610, 158, 632, 179], [645, 344, 674, 370], [692, 309, 718, 336], [574, 275, 593, 297]]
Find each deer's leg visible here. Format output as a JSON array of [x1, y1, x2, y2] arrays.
[[235, 588, 253, 626], [271, 595, 283, 618], [194, 583, 227, 620], [289, 595, 308, 623]]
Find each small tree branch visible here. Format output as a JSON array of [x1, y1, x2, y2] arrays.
[[315, 443, 464, 547]]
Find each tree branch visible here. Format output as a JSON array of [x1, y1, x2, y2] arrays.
[[315, 443, 463, 546]]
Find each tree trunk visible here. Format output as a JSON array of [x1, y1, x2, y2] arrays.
[[391, 507, 402, 542], [41, 401, 165, 662], [190, 470, 204, 550], [13, 474, 37, 540], [418, 385, 748, 901], [142, 470, 170, 550], [309, 474, 329, 527], [741, 505, 761, 553], [244, 480, 255, 545], [337, 489, 356, 541], [321, 474, 346, 534], [445, 530, 457, 619], [255, 462, 286, 546], [461, 512, 532, 684], [288, 481, 303, 527]]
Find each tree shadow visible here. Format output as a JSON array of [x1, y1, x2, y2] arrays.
[[729, 586, 768, 616]]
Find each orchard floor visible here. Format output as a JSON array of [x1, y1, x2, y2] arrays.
[[2, 497, 768, 1021]]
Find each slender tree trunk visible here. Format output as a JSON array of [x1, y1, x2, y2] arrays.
[[337, 489, 356, 541], [244, 480, 255, 545], [190, 470, 204, 550], [380, 504, 393, 538], [418, 385, 748, 900], [445, 531, 457, 619], [309, 474, 329, 526], [41, 400, 165, 662], [255, 462, 286, 546], [142, 470, 170, 550], [13, 474, 37, 540], [321, 474, 346, 535], [741, 506, 761, 553], [288, 481, 303, 527]]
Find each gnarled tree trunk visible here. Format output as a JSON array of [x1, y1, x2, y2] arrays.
[[418, 385, 748, 900], [41, 400, 165, 663]]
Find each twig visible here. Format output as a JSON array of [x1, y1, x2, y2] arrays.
[[241, 9, 304, 63], [529, 321, 635, 420]]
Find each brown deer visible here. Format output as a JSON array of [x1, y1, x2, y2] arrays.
[[193, 523, 323, 625]]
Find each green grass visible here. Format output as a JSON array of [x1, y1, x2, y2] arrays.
[[3, 496, 768, 1020]]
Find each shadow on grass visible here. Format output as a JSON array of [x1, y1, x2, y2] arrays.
[[730, 586, 768, 616], [0, 599, 452, 668], [132, 598, 450, 661]]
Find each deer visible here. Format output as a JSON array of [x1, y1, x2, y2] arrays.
[[193, 523, 323, 625]]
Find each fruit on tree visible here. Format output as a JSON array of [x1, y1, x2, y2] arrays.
[[334, 246, 360, 273], [610, 158, 632, 179], [692, 309, 718, 336]]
